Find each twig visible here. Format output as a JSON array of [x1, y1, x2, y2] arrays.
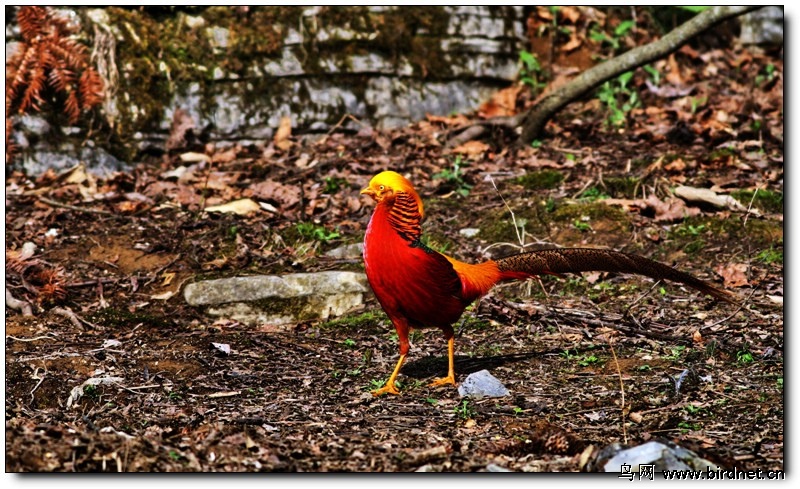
[[6, 288, 33, 316], [52, 306, 85, 330], [7, 335, 55, 342], [607, 337, 628, 445], [622, 279, 662, 318], [52, 306, 99, 330], [571, 178, 595, 200], [700, 286, 755, 331], [30, 365, 47, 404], [38, 197, 116, 216], [742, 185, 762, 228], [487, 174, 525, 248]]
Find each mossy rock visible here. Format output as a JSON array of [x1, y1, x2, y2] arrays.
[[667, 215, 783, 252], [514, 170, 564, 190], [730, 189, 783, 214]]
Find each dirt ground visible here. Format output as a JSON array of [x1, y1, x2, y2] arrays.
[[5, 41, 783, 472]]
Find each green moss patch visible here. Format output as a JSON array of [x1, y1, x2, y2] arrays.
[[514, 170, 564, 190]]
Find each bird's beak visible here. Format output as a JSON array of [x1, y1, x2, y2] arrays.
[[360, 187, 376, 199]]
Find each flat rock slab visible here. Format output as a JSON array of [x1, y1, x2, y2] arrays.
[[184, 271, 371, 326]]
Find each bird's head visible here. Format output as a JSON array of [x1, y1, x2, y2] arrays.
[[360, 171, 424, 218]]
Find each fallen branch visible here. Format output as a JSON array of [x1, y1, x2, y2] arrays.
[[39, 196, 116, 216], [6, 288, 33, 316], [518, 6, 763, 142]]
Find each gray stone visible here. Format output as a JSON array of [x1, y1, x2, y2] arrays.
[[184, 271, 371, 326], [740, 7, 783, 46], [324, 243, 364, 260], [206, 25, 230, 50], [600, 440, 720, 473], [8, 6, 530, 175], [457, 369, 509, 398]]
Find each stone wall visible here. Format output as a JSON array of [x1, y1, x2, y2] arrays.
[[6, 6, 528, 175]]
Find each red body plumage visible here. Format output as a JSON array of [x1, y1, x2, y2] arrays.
[[360, 171, 733, 396]]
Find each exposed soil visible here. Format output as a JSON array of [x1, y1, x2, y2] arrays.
[[5, 34, 783, 472]]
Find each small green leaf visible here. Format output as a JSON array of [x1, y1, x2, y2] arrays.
[[615, 20, 635, 37]]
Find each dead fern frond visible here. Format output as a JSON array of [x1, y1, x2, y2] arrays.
[[35, 267, 68, 304], [6, 6, 105, 162]]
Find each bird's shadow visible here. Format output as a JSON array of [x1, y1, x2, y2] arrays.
[[402, 351, 545, 379]]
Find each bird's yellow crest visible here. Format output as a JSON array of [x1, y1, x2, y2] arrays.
[[360, 171, 424, 219]]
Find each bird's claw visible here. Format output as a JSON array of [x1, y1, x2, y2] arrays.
[[371, 383, 401, 397], [429, 375, 457, 388]]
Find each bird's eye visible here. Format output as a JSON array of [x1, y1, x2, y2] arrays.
[[378, 185, 385, 191]]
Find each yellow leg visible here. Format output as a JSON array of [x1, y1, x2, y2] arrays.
[[372, 354, 406, 396], [429, 336, 457, 387]]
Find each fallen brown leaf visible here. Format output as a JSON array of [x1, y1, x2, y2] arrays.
[[205, 198, 261, 216], [450, 140, 490, 158], [645, 194, 700, 222], [274, 116, 294, 151], [715, 263, 749, 288], [478, 85, 520, 118]]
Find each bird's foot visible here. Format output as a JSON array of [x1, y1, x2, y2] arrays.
[[429, 374, 457, 388], [371, 382, 401, 397]]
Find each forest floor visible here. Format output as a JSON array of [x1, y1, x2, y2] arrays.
[[5, 33, 783, 472]]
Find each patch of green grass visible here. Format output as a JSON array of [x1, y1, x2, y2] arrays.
[[730, 189, 783, 214], [83, 384, 99, 399], [668, 215, 783, 250], [560, 349, 576, 360], [578, 354, 602, 367], [678, 420, 700, 433], [737, 347, 755, 365], [519, 50, 548, 94], [342, 338, 357, 348], [320, 311, 388, 334], [643, 64, 661, 85], [683, 404, 707, 416], [755, 63, 778, 86], [296, 222, 340, 242], [683, 239, 706, 254], [366, 378, 389, 392], [671, 223, 707, 237], [323, 176, 348, 194], [454, 399, 477, 420], [665, 345, 686, 361], [514, 170, 564, 190], [595, 71, 640, 127], [425, 397, 438, 405], [755, 245, 783, 265], [590, 20, 635, 51], [573, 218, 592, 232], [577, 186, 610, 202], [433, 155, 473, 197]]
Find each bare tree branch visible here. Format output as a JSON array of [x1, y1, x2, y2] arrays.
[[519, 6, 763, 143]]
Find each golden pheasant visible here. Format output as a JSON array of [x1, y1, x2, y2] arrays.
[[361, 171, 734, 396]]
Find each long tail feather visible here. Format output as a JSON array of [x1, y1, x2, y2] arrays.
[[495, 248, 736, 303]]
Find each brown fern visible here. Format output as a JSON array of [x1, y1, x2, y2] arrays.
[[6, 6, 105, 162]]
